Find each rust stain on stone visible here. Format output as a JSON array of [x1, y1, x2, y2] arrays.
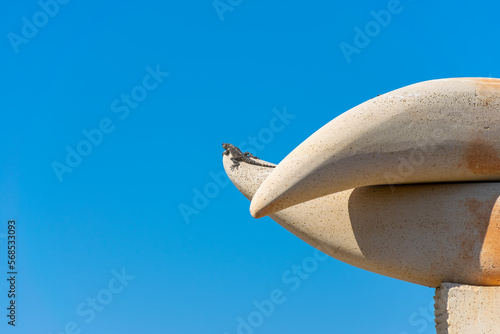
[[480, 196, 500, 285], [461, 196, 500, 285], [464, 138, 500, 175], [460, 239, 474, 262], [468, 77, 500, 85], [468, 77, 500, 107]]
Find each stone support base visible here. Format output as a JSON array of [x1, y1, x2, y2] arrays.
[[435, 283, 500, 333]]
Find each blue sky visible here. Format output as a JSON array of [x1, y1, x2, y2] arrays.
[[1, 0, 499, 333]]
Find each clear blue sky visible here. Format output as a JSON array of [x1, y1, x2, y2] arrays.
[[1, 0, 499, 333]]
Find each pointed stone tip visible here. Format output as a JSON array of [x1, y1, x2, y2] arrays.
[[249, 198, 268, 218], [250, 189, 284, 218], [249, 165, 311, 218]]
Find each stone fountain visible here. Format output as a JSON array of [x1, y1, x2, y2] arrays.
[[223, 78, 500, 333]]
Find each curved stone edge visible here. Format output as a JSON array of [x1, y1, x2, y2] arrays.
[[250, 78, 500, 218]]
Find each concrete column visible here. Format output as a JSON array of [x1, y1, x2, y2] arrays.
[[434, 283, 500, 333]]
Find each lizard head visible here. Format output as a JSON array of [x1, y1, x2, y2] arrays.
[[222, 143, 230, 150]]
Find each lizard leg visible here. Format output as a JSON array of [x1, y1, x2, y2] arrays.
[[243, 152, 259, 159], [230, 158, 241, 171], [222, 150, 229, 156]]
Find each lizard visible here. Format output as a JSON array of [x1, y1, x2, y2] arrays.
[[222, 143, 276, 171]]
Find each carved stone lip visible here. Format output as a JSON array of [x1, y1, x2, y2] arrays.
[[224, 150, 500, 287], [249, 77, 500, 218]]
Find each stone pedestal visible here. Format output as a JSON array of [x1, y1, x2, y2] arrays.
[[434, 283, 500, 333]]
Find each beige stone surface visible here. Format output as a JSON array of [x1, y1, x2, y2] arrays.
[[224, 155, 500, 287], [250, 78, 500, 218], [434, 283, 500, 333]]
